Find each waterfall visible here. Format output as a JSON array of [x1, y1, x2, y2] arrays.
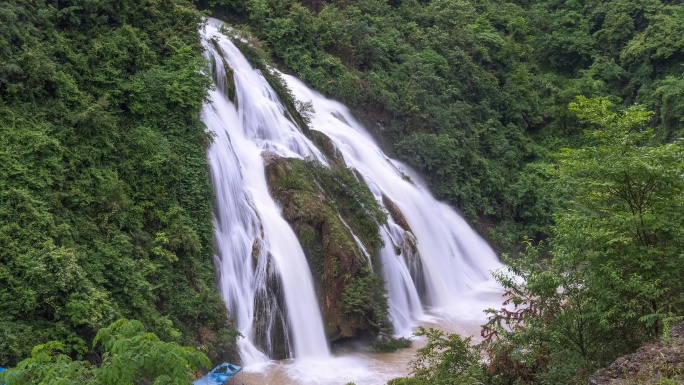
[[202, 17, 502, 364], [202, 19, 329, 363], [284, 75, 502, 327]]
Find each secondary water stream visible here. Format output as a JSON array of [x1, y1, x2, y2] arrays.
[[201, 17, 504, 383]]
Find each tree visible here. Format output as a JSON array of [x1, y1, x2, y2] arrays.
[[388, 327, 489, 385], [0, 319, 211, 385], [483, 97, 684, 384], [556, 96, 684, 339]]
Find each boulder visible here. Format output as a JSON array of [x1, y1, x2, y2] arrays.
[[263, 154, 390, 341]]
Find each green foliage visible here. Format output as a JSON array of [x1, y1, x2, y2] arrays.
[[482, 98, 684, 384], [93, 319, 211, 384], [492, 161, 570, 249], [0, 319, 211, 385], [0, 342, 93, 385], [483, 241, 592, 384], [200, 0, 684, 250], [0, 0, 235, 366], [305, 161, 387, 250], [556, 96, 684, 342], [279, 158, 387, 252], [369, 335, 411, 353], [331, 256, 340, 277], [388, 327, 489, 385], [652, 74, 684, 140], [342, 267, 391, 333]]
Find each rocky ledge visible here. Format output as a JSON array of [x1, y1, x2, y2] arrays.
[[589, 322, 684, 384]]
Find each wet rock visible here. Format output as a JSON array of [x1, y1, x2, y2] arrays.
[[307, 130, 345, 167], [382, 193, 413, 234], [252, 253, 291, 359], [263, 154, 389, 342], [210, 40, 237, 104]]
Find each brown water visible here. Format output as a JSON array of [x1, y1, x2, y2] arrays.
[[236, 306, 497, 385]]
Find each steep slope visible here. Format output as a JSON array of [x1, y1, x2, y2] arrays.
[[205, 0, 684, 252], [0, 0, 235, 365]]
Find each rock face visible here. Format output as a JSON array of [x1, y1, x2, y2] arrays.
[[252, 252, 291, 359], [382, 193, 425, 299], [382, 193, 413, 234], [209, 40, 237, 104], [263, 152, 390, 342], [307, 130, 345, 167], [588, 322, 684, 384]]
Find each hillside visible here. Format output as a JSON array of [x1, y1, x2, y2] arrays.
[[206, 0, 684, 250], [0, 0, 236, 365], [1, 1, 683, 383], [201, 1, 684, 383]]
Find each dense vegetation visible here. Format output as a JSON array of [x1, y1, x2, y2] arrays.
[[389, 100, 684, 384], [3, 0, 683, 382], [478, 99, 684, 384], [0, 319, 210, 384], [207, 0, 684, 249], [384, 99, 684, 384], [0, 0, 236, 367], [201, 0, 684, 383]]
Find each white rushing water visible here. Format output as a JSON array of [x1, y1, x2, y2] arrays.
[[202, 19, 329, 363], [284, 75, 503, 328], [202, 17, 503, 382]]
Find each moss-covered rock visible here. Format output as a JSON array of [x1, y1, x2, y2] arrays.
[[221, 28, 311, 133], [209, 40, 237, 104], [308, 130, 345, 167], [382, 193, 413, 234], [263, 153, 390, 341]]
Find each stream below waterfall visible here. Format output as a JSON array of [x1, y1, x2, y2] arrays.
[[238, 300, 502, 385], [201, 17, 504, 383]]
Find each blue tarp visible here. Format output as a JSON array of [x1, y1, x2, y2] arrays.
[[192, 362, 242, 385]]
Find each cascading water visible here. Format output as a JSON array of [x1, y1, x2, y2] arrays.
[[202, 17, 502, 376], [284, 75, 502, 329], [202, 19, 329, 364]]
